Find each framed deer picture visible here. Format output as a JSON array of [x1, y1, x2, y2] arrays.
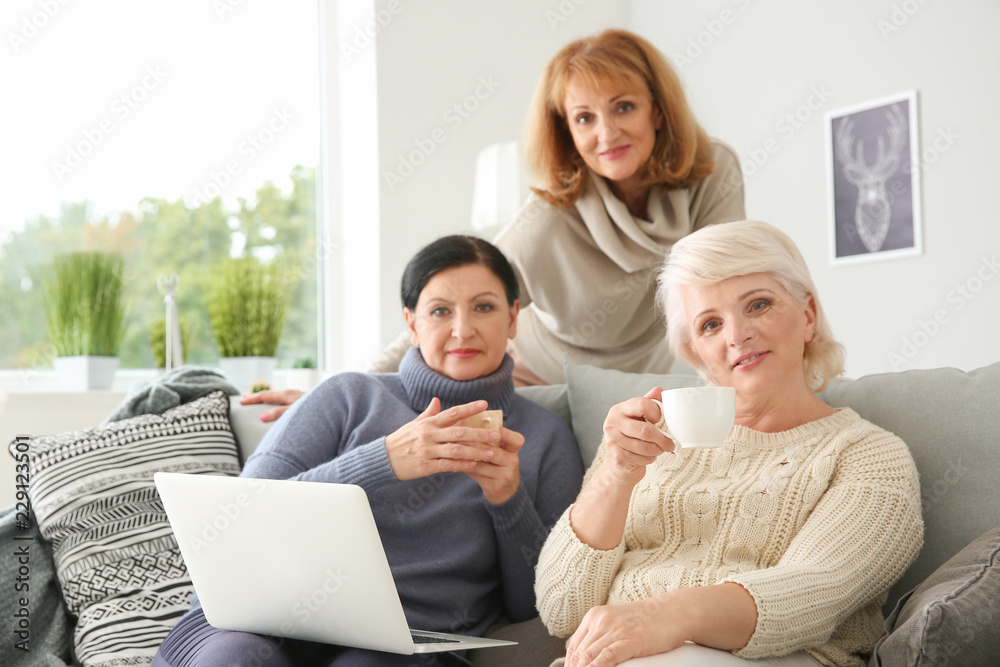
[[825, 90, 922, 265]]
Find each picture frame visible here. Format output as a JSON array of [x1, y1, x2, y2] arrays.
[[825, 90, 922, 265]]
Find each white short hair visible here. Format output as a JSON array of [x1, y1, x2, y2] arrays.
[[657, 220, 844, 392]]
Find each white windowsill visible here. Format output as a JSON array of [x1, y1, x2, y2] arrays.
[[0, 368, 308, 395]]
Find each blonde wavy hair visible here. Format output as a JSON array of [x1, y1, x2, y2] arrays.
[[657, 220, 845, 392], [524, 28, 715, 209]]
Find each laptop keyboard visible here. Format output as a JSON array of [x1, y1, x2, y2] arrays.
[[411, 632, 461, 644]]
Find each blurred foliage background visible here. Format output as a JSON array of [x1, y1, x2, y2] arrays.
[[0, 165, 318, 370]]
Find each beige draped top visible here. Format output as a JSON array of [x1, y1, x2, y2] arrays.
[[493, 140, 746, 383]]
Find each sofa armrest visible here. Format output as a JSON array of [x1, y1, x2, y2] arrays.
[[228, 397, 275, 464]]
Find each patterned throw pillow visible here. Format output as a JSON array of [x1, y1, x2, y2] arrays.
[[23, 391, 241, 667]]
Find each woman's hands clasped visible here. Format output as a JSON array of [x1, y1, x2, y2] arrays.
[[600, 387, 675, 487], [384, 398, 523, 505]]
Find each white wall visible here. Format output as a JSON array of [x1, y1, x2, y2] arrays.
[[327, 0, 999, 377], [627, 0, 1000, 377], [325, 0, 626, 371]]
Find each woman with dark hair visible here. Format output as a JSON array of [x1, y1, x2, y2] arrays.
[[494, 28, 745, 385], [155, 235, 584, 667]]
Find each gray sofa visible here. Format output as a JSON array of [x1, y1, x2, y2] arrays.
[[223, 360, 1000, 666], [5, 361, 999, 666]]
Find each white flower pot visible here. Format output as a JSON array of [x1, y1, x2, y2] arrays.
[[219, 356, 277, 393], [285, 368, 320, 393], [53, 356, 120, 391]]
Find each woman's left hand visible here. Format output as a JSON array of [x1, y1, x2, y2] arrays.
[[564, 595, 686, 667], [464, 426, 524, 505]]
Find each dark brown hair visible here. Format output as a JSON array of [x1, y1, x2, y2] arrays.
[[401, 235, 519, 309]]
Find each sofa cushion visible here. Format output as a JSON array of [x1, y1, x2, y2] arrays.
[[472, 617, 565, 667], [820, 362, 1000, 610], [869, 525, 1000, 666], [563, 362, 702, 466], [18, 391, 241, 667], [516, 383, 571, 427]]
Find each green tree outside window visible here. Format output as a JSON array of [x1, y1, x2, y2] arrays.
[[0, 165, 318, 372]]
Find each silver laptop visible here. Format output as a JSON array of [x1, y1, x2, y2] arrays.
[[154, 472, 516, 654]]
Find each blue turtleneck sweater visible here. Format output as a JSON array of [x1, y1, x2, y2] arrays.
[[240, 347, 583, 635]]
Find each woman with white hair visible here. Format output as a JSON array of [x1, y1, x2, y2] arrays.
[[534, 221, 923, 666]]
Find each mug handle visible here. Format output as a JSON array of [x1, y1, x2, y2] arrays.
[[649, 398, 676, 443]]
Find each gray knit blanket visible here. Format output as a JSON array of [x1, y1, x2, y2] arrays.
[[0, 504, 74, 666], [102, 365, 239, 424]]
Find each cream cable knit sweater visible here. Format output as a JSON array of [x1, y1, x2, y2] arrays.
[[534, 408, 923, 667]]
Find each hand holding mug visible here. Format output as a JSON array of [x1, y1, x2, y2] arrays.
[[384, 398, 503, 481], [600, 387, 674, 487], [650, 386, 736, 449]]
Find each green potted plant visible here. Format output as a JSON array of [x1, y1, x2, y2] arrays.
[[44, 251, 127, 391], [203, 256, 297, 392], [147, 317, 190, 372], [286, 356, 320, 392]]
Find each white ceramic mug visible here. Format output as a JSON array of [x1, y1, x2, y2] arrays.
[[651, 386, 736, 448]]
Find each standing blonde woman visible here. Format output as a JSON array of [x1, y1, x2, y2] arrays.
[[534, 221, 923, 666], [258, 29, 743, 417], [494, 28, 745, 386]]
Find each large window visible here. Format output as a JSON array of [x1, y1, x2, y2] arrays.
[[0, 0, 321, 377]]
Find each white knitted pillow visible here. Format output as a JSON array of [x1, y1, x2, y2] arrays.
[[19, 391, 240, 667]]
